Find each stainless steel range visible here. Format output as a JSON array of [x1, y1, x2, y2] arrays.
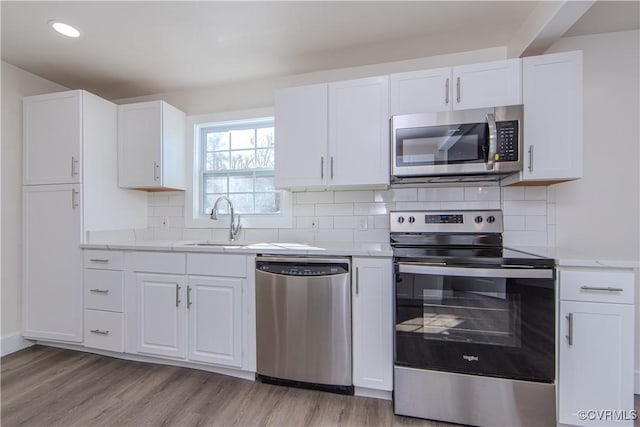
[[391, 210, 556, 427]]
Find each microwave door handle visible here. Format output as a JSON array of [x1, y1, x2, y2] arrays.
[[486, 113, 497, 171]]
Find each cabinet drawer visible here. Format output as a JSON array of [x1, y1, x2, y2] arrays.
[[84, 310, 124, 352], [83, 269, 124, 312], [560, 269, 634, 304], [187, 253, 247, 277], [129, 251, 186, 274], [83, 250, 124, 270]]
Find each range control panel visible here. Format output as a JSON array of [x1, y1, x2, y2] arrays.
[[390, 210, 503, 233]]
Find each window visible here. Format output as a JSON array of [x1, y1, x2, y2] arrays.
[[200, 118, 278, 216]]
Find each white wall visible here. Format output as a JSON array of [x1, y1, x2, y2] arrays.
[[546, 30, 640, 392], [1, 61, 67, 340]]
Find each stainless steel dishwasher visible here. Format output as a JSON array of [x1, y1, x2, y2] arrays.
[[255, 255, 353, 394]]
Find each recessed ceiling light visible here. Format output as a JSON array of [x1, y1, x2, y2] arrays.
[[49, 20, 80, 38]]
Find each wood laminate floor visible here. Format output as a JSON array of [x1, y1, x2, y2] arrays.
[[1, 346, 453, 427]]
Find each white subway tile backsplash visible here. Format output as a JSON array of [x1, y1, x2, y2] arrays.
[[333, 216, 357, 229], [547, 204, 556, 225], [373, 215, 390, 229], [418, 187, 464, 202], [152, 227, 184, 241], [354, 229, 390, 243], [464, 186, 500, 201], [168, 193, 185, 206], [277, 229, 316, 243], [547, 225, 556, 247], [152, 206, 183, 217], [316, 229, 354, 243], [502, 187, 525, 201], [354, 203, 392, 215], [244, 229, 279, 243], [294, 191, 334, 204], [296, 217, 316, 229], [503, 215, 525, 231], [525, 215, 547, 231], [293, 204, 315, 216], [524, 186, 547, 201], [315, 203, 355, 216], [318, 217, 334, 229], [503, 231, 548, 247], [394, 201, 441, 210], [148, 194, 170, 206], [334, 190, 374, 203], [502, 200, 546, 216], [182, 228, 214, 241], [441, 201, 490, 210], [375, 188, 417, 202]]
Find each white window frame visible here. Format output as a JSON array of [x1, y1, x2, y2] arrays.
[[185, 107, 292, 229]]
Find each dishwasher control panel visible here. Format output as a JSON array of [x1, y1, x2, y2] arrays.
[[256, 259, 349, 276]]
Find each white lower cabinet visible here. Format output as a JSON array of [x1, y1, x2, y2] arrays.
[[128, 252, 249, 370], [558, 268, 635, 426], [187, 276, 243, 367], [136, 273, 187, 359], [351, 257, 393, 391], [84, 309, 124, 352]]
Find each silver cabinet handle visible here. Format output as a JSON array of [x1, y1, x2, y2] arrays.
[[566, 313, 573, 346], [355, 267, 360, 295], [90, 329, 109, 335], [486, 113, 497, 171], [320, 157, 324, 180], [89, 258, 109, 263], [528, 145, 534, 173], [71, 156, 79, 177], [89, 289, 109, 294], [187, 286, 192, 309], [445, 78, 450, 105], [176, 284, 181, 307], [580, 285, 624, 292], [456, 77, 461, 103], [71, 189, 79, 209], [153, 161, 160, 182], [330, 157, 334, 180]]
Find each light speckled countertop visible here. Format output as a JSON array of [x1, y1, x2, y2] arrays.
[[81, 240, 394, 258], [510, 246, 640, 269]]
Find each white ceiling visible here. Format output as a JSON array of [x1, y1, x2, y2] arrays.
[[1, 1, 638, 100]]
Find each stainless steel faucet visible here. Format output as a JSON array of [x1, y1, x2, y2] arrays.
[[210, 196, 242, 241]]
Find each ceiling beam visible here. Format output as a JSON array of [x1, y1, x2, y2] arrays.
[[507, 0, 596, 58]]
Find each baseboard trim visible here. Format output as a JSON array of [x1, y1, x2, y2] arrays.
[[1, 333, 35, 357], [354, 386, 392, 401]]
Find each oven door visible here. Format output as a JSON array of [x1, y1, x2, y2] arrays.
[[394, 263, 555, 383]]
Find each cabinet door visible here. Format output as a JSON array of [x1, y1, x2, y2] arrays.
[[390, 67, 452, 115], [274, 84, 328, 188], [136, 273, 186, 359], [559, 301, 634, 426], [328, 76, 390, 186], [352, 257, 393, 391], [453, 58, 522, 110], [523, 51, 582, 181], [118, 101, 162, 188], [23, 90, 81, 185], [187, 276, 242, 367], [22, 184, 83, 342]]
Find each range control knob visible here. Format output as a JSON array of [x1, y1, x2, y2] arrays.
[[486, 216, 496, 224], [397, 216, 405, 224], [474, 216, 483, 224], [408, 216, 416, 224]]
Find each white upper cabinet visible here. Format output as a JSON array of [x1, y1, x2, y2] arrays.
[[23, 90, 82, 185], [518, 51, 584, 185], [118, 100, 186, 190], [452, 58, 522, 110], [389, 59, 522, 115], [390, 67, 452, 115], [275, 76, 389, 188], [328, 76, 389, 186], [274, 84, 328, 188]]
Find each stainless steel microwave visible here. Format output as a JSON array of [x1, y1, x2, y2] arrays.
[[391, 105, 523, 183]]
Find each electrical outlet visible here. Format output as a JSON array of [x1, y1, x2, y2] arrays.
[[311, 217, 319, 230], [160, 217, 169, 229]]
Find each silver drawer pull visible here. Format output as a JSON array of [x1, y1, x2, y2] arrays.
[[90, 329, 109, 335], [89, 258, 109, 263], [89, 289, 109, 294], [580, 286, 624, 292], [566, 313, 574, 346]]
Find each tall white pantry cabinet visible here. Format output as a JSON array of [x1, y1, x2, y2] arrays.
[[22, 90, 146, 343]]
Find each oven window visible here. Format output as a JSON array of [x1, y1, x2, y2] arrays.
[[395, 123, 488, 167], [396, 274, 520, 347]]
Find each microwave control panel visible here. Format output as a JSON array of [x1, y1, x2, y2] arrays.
[[495, 120, 519, 162]]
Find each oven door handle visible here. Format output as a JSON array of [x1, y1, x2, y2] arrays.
[[397, 263, 553, 279]]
